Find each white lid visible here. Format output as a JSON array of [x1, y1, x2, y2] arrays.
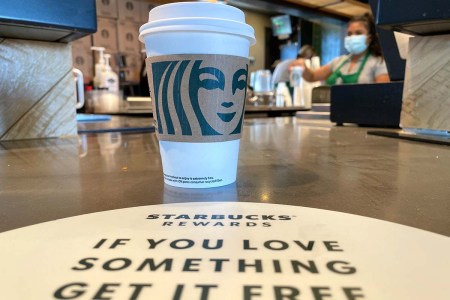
[[139, 2, 255, 45]]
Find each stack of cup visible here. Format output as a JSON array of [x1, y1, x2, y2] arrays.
[[139, 2, 256, 188]]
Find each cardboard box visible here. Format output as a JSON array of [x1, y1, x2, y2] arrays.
[[72, 35, 92, 50], [117, 0, 140, 22], [123, 53, 143, 82], [93, 18, 118, 51], [72, 36, 93, 83], [72, 47, 94, 84], [117, 21, 141, 54], [96, 0, 118, 19], [140, 1, 157, 23]]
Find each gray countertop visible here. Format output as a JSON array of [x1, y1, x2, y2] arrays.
[[0, 116, 449, 235]]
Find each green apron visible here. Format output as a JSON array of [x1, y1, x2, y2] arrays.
[[326, 51, 370, 85]]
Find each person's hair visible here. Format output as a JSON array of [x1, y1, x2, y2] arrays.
[[297, 44, 317, 59], [349, 13, 383, 57]]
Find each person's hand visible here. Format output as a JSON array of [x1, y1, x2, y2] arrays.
[[289, 58, 317, 82], [289, 58, 306, 71]]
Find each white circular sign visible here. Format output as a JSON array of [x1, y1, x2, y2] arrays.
[[0, 202, 449, 299]]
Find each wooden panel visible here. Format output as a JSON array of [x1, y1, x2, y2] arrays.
[[400, 35, 450, 131], [323, 2, 370, 16], [295, 0, 339, 7], [0, 39, 77, 140], [284, 0, 370, 18]]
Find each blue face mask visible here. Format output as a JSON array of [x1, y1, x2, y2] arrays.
[[344, 35, 368, 55]]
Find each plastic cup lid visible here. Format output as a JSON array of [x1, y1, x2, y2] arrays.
[[139, 2, 255, 45]]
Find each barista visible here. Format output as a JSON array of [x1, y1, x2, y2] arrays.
[[290, 13, 389, 85]]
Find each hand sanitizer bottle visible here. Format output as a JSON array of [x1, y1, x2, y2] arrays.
[[103, 54, 119, 92], [91, 46, 106, 89]]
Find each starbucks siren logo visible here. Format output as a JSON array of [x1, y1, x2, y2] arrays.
[[147, 55, 249, 142]]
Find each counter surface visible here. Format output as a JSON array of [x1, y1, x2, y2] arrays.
[[1, 117, 449, 236]]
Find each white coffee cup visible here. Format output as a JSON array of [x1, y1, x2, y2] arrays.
[[139, 2, 255, 188]]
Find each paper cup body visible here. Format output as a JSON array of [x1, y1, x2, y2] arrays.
[[139, 2, 255, 188]]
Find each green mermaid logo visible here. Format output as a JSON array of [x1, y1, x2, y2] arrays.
[[148, 55, 248, 142]]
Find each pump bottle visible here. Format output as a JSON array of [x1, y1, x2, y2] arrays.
[[91, 46, 106, 89], [103, 54, 119, 92]]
